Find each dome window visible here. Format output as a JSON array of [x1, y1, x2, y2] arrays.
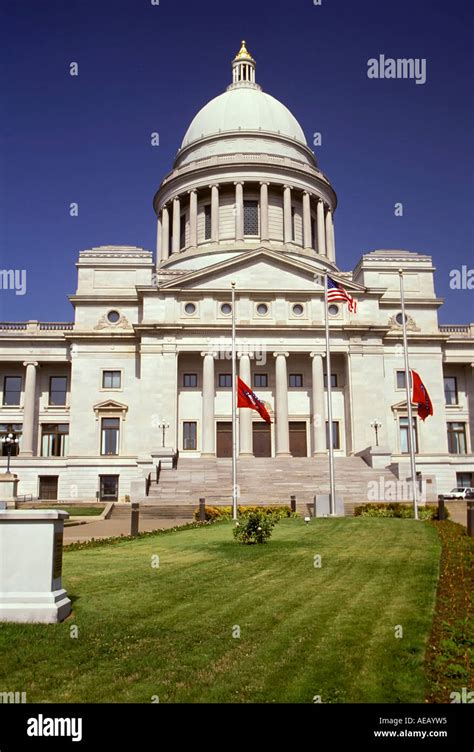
[[396, 312, 407, 325], [184, 303, 197, 315], [256, 303, 269, 316], [107, 310, 120, 324], [244, 200, 259, 236], [220, 303, 232, 315], [292, 304, 304, 317]]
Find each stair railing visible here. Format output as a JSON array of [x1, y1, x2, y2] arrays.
[[156, 460, 162, 484], [145, 473, 151, 497]]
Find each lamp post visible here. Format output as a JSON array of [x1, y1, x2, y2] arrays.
[[2, 426, 19, 474], [158, 422, 170, 448], [370, 419, 381, 447]]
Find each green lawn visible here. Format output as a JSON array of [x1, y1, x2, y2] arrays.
[[30, 505, 105, 516], [0, 518, 441, 703]]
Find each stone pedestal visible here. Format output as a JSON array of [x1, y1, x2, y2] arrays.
[[314, 494, 345, 517], [0, 510, 72, 624], [150, 447, 176, 470], [0, 472, 19, 509], [357, 446, 392, 470]]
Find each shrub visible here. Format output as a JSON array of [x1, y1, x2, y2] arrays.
[[233, 510, 278, 544], [354, 502, 449, 520], [193, 504, 292, 522]]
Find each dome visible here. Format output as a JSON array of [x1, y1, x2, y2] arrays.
[[181, 87, 307, 149]]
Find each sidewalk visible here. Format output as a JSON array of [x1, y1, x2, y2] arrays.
[[63, 517, 191, 544]]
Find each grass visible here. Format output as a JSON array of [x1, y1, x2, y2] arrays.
[[0, 518, 441, 703], [425, 521, 474, 703], [30, 505, 105, 516]]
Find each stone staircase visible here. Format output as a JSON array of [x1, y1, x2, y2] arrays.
[[128, 456, 399, 519]]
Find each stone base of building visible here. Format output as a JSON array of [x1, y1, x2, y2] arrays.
[[0, 589, 72, 624]]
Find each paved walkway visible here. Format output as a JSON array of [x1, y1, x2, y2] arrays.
[[64, 517, 190, 544]]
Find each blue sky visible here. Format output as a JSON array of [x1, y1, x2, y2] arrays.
[[0, 0, 472, 322]]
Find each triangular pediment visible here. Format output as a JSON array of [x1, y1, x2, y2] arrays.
[[93, 399, 129, 416]]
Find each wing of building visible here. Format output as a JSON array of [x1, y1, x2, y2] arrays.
[[1, 42, 473, 504]]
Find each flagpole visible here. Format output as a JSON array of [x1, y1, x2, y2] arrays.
[[399, 269, 419, 520], [231, 282, 238, 520], [323, 271, 336, 516]]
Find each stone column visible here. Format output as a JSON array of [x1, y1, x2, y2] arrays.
[[189, 189, 198, 248], [317, 199, 326, 256], [172, 196, 181, 254], [302, 191, 312, 250], [156, 214, 162, 263], [273, 352, 290, 456], [310, 353, 327, 455], [211, 184, 219, 242], [201, 352, 215, 456], [161, 205, 170, 260], [20, 362, 38, 457], [330, 213, 336, 263], [239, 353, 253, 456], [325, 208, 335, 262], [235, 182, 244, 241], [260, 182, 269, 242], [283, 185, 292, 244]]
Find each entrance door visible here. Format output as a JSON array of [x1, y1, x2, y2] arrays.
[[38, 476, 58, 500], [289, 422, 307, 457], [253, 422, 271, 457], [216, 422, 232, 457]]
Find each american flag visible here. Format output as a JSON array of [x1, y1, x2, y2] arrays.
[[327, 276, 357, 313]]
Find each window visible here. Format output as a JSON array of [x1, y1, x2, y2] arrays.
[[311, 218, 316, 250], [100, 475, 119, 501], [183, 421, 197, 450], [456, 472, 474, 488], [101, 417, 120, 455], [328, 304, 340, 317], [326, 421, 340, 450], [444, 376, 458, 405], [289, 374, 303, 388], [254, 373, 268, 388], [292, 304, 304, 316], [396, 312, 407, 326], [184, 302, 196, 315], [243, 200, 259, 235], [183, 373, 197, 388], [219, 374, 232, 388], [179, 213, 186, 250], [0, 424, 22, 456], [41, 424, 69, 457], [102, 371, 121, 389], [291, 206, 296, 241], [204, 205, 212, 240], [256, 303, 268, 316], [396, 370, 412, 390], [447, 422, 467, 454], [323, 373, 338, 388], [220, 303, 232, 315], [3, 376, 21, 406], [399, 417, 418, 454], [107, 310, 120, 324], [49, 376, 67, 405]]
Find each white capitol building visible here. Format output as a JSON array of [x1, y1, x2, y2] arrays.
[[1, 42, 473, 505]]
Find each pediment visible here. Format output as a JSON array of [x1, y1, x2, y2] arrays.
[[93, 399, 129, 419]]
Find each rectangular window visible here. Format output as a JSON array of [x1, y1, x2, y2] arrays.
[[102, 370, 121, 389], [253, 373, 268, 388], [183, 373, 198, 388], [49, 376, 67, 405], [179, 213, 186, 250], [218, 374, 232, 388], [183, 421, 197, 450], [444, 376, 458, 405], [0, 423, 22, 456], [325, 421, 340, 450], [243, 200, 259, 235], [447, 422, 467, 454], [399, 417, 418, 454], [3, 376, 21, 406], [396, 370, 413, 390], [41, 424, 69, 457], [99, 475, 119, 501], [291, 206, 296, 241], [456, 472, 473, 488], [323, 373, 338, 388], [289, 374, 303, 388], [311, 218, 316, 250], [101, 417, 120, 455], [204, 205, 212, 240]]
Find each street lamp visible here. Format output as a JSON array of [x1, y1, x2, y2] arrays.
[[2, 426, 19, 474], [158, 422, 170, 448], [370, 419, 382, 447]]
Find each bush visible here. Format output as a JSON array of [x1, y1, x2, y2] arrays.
[[193, 504, 293, 522], [354, 502, 449, 520], [233, 510, 278, 544]]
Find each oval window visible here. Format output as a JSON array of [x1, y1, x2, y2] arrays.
[[256, 303, 268, 316], [220, 303, 232, 315], [107, 310, 120, 323], [292, 304, 304, 316], [184, 303, 196, 315], [328, 304, 340, 317], [396, 312, 406, 325]]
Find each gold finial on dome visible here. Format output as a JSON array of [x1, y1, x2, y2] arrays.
[[231, 40, 257, 85], [234, 40, 255, 62]]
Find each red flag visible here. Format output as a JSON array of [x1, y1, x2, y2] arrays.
[[411, 370, 433, 421], [237, 377, 271, 423]]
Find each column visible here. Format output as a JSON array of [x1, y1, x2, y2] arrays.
[[172, 196, 180, 254], [260, 182, 269, 242], [310, 353, 327, 455], [189, 189, 198, 248], [156, 214, 162, 263], [235, 182, 244, 241], [211, 184, 219, 242], [317, 199, 326, 256], [273, 352, 290, 456], [239, 353, 253, 456], [325, 208, 335, 262], [302, 191, 312, 250], [201, 352, 215, 456], [20, 362, 38, 457], [330, 214, 336, 263], [161, 205, 170, 260], [283, 185, 292, 244]]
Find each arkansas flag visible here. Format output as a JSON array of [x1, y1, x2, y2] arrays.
[[237, 377, 271, 423], [411, 370, 433, 421]]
